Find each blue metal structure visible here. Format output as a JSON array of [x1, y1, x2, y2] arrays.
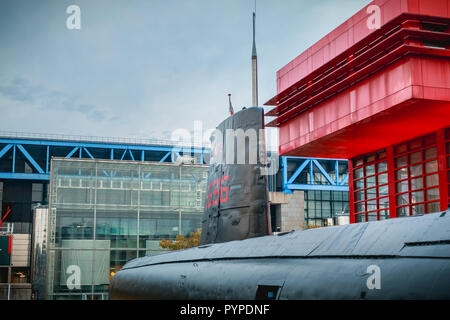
[[0, 135, 348, 193], [0, 136, 210, 181], [281, 156, 349, 193]]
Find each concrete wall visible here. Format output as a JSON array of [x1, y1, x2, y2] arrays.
[[270, 191, 305, 232]]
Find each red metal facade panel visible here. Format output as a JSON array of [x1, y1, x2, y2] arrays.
[[279, 56, 450, 159], [276, 0, 450, 94]]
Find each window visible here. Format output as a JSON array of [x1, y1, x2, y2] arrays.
[[352, 149, 389, 222], [394, 133, 441, 217], [305, 190, 349, 227]]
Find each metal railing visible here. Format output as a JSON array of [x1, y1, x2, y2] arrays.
[[0, 222, 14, 234], [0, 131, 211, 148]]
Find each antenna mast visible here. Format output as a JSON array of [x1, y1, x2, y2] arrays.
[[252, 8, 259, 107]]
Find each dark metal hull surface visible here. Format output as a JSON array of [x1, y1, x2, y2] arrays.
[[110, 210, 450, 300]]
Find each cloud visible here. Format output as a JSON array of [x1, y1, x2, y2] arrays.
[[0, 77, 43, 102], [0, 77, 107, 122]]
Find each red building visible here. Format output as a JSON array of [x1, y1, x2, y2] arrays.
[[265, 0, 450, 223]]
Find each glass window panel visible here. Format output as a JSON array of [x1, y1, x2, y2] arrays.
[[426, 202, 441, 214], [354, 179, 364, 190], [355, 191, 365, 202], [365, 154, 375, 163], [355, 214, 366, 223], [355, 202, 365, 213], [396, 181, 409, 193], [366, 165, 375, 176], [343, 192, 349, 202], [409, 138, 422, 150], [425, 188, 440, 201], [354, 158, 363, 167], [366, 188, 377, 200], [424, 147, 437, 160], [410, 164, 423, 177], [377, 161, 388, 173], [411, 204, 425, 216], [411, 191, 424, 204], [377, 150, 387, 160], [332, 191, 343, 201], [379, 210, 389, 220], [367, 213, 378, 221], [395, 143, 407, 154], [410, 177, 423, 191], [379, 185, 389, 197], [379, 197, 389, 209], [396, 194, 409, 206], [367, 200, 377, 211], [366, 176, 376, 188], [397, 206, 410, 217], [378, 173, 388, 185], [354, 168, 364, 179], [395, 156, 407, 168], [424, 160, 438, 174], [425, 174, 439, 188], [409, 151, 422, 164], [396, 168, 408, 181]]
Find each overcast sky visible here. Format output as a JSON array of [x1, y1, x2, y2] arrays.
[[0, 0, 371, 145]]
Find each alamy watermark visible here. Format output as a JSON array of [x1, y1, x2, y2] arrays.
[[171, 120, 279, 176], [66, 5, 81, 30], [366, 5, 381, 30]]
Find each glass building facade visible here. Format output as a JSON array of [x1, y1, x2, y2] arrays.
[[43, 158, 208, 300], [304, 190, 350, 227]]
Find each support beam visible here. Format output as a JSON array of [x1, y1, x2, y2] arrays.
[[286, 184, 349, 191], [65, 147, 79, 158], [312, 160, 335, 185], [12, 145, 16, 173], [120, 149, 127, 161], [46, 145, 50, 173], [83, 147, 94, 159], [0, 144, 12, 159], [17, 144, 45, 174], [287, 160, 310, 184], [160, 151, 171, 163], [129, 150, 135, 161]]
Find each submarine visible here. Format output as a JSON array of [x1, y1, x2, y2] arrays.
[[109, 106, 450, 300]]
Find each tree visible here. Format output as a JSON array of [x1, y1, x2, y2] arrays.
[[159, 229, 202, 251]]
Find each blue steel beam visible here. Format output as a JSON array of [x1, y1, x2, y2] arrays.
[[46, 146, 50, 173], [0, 138, 210, 154], [17, 144, 45, 174], [12, 145, 16, 173], [286, 184, 349, 192], [83, 147, 94, 159], [0, 137, 210, 182], [281, 156, 349, 193], [160, 151, 171, 163], [66, 147, 79, 158], [120, 149, 127, 161], [287, 159, 310, 184], [312, 160, 335, 185], [0, 144, 12, 159], [0, 173, 50, 180], [339, 173, 349, 186]]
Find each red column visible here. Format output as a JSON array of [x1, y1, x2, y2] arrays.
[[436, 128, 449, 211], [386, 146, 397, 219], [348, 159, 356, 224]]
